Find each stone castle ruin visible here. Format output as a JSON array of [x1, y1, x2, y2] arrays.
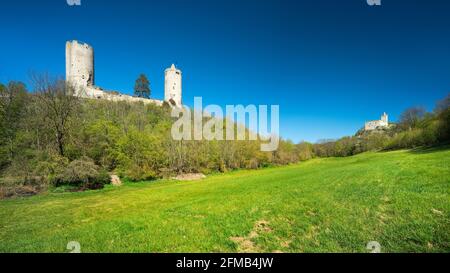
[[65, 40, 182, 106], [365, 112, 389, 131]]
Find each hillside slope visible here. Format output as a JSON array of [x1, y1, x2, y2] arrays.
[[0, 148, 449, 253]]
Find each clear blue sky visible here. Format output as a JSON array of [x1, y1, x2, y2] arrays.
[[0, 0, 449, 142]]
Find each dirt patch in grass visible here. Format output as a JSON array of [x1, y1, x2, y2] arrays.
[[230, 220, 272, 253], [431, 208, 444, 216], [229, 236, 257, 253], [0, 185, 42, 199], [173, 173, 206, 181], [280, 240, 291, 248]]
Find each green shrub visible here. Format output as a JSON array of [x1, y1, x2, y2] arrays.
[[421, 121, 439, 146], [0, 176, 45, 199], [52, 157, 110, 190], [122, 164, 158, 182]]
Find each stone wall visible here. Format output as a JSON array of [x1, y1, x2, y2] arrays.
[[82, 86, 163, 106], [66, 40, 179, 107], [365, 113, 389, 131]]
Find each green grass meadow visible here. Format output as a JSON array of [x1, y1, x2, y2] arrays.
[[0, 148, 449, 253]]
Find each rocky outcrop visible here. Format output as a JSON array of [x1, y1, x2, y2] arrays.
[[173, 173, 206, 181]]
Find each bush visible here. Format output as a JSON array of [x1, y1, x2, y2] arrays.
[[421, 121, 440, 145], [385, 129, 424, 150], [0, 176, 45, 199], [121, 164, 158, 182], [296, 142, 314, 161], [52, 157, 110, 190]]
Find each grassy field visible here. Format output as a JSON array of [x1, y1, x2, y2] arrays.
[[0, 148, 449, 253]]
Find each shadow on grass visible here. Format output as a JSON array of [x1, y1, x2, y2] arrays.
[[406, 144, 450, 154], [378, 143, 450, 154]]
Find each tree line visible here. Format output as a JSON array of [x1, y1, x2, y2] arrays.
[[0, 75, 448, 198], [0, 75, 299, 197], [297, 98, 449, 159]]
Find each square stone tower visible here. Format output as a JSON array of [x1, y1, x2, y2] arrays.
[[66, 40, 95, 95]]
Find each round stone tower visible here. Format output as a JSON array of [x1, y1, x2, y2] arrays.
[[66, 40, 94, 93], [164, 64, 182, 106]]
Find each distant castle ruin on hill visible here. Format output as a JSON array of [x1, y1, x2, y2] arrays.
[[65, 40, 182, 106], [365, 113, 389, 131]]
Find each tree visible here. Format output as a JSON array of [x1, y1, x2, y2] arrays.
[[134, 74, 151, 98], [399, 107, 426, 130], [32, 74, 79, 157], [434, 94, 450, 142], [296, 141, 314, 161], [0, 81, 28, 165], [434, 94, 450, 114]]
